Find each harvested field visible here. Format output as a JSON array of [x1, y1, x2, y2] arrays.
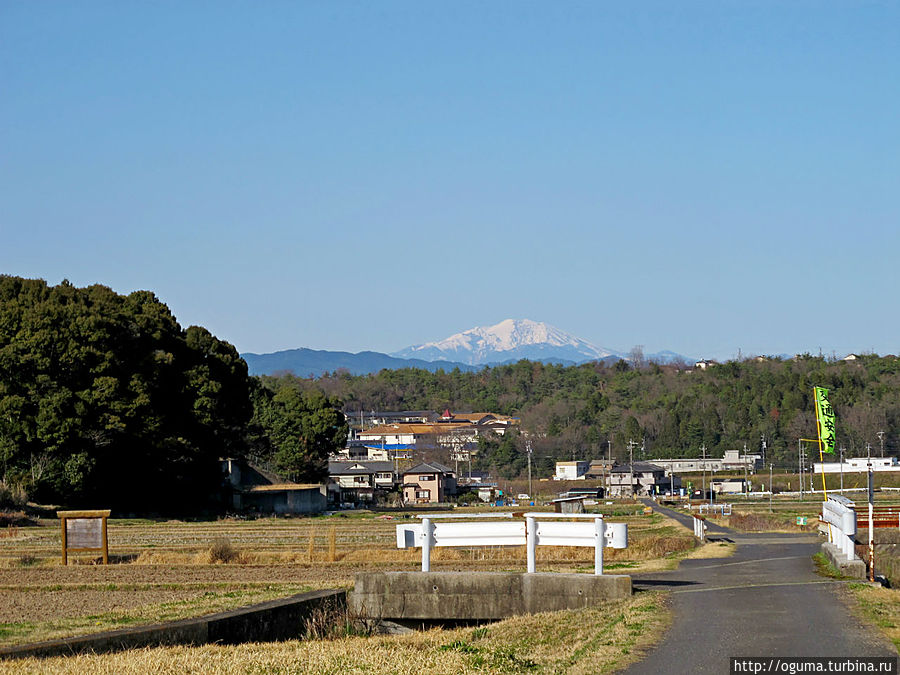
[[0, 505, 694, 647], [2, 590, 671, 675]]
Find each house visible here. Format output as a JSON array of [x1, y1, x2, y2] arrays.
[[552, 496, 587, 514], [694, 359, 719, 370], [555, 461, 590, 480], [221, 458, 326, 515], [650, 449, 761, 474], [327, 461, 397, 505], [401, 462, 457, 504], [607, 462, 681, 497], [585, 459, 615, 480], [358, 422, 478, 453], [721, 449, 762, 472], [238, 484, 327, 514], [711, 478, 749, 494]]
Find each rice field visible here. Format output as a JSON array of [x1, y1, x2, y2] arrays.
[[0, 504, 694, 649]]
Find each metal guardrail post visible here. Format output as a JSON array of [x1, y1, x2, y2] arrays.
[[526, 515, 536, 573], [594, 517, 605, 575], [421, 517, 433, 572]]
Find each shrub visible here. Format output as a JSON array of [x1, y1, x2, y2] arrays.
[[194, 537, 240, 564], [0, 479, 27, 509]]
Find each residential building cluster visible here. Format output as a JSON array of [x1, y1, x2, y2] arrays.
[[224, 406, 771, 511]]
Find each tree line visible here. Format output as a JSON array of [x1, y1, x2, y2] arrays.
[[0, 276, 345, 511], [4, 275, 899, 508], [266, 353, 900, 478]]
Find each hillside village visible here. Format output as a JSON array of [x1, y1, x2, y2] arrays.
[[221, 408, 801, 513]]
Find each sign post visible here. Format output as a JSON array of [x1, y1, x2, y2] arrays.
[[57, 510, 110, 565]]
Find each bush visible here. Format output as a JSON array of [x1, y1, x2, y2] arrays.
[[195, 537, 240, 564], [0, 480, 27, 509]]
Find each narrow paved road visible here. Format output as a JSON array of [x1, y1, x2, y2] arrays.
[[623, 500, 896, 674]]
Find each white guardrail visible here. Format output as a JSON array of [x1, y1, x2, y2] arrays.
[[698, 503, 731, 516], [821, 495, 858, 560], [396, 513, 628, 575], [692, 515, 707, 541]]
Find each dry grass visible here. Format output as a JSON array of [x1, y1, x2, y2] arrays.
[[711, 510, 819, 533], [0, 508, 691, 648], [846, 583, 900, 651], [2, 591, 670, 675], [0, 584, 312, 647], [682, 540, 736, 559]]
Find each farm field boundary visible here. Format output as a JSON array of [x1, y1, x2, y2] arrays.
[[0, 589, 344, 661]]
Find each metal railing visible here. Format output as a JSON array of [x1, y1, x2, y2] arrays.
[[697, 503, 732, 516], [821, 496, 859, 560], [692, 515, 707, 540], [396, 512, 628, 575]]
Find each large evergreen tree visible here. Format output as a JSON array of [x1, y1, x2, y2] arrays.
[[0, 276, 252, 510]]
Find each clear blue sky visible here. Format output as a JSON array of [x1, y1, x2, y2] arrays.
[[2, 2, 898, 360]]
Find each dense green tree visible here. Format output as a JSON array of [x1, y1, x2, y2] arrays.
[[250, 384, 347, 482], [0, 276, 253, 510]]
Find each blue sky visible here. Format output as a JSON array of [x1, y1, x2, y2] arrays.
[[2, 2, 898, 360]]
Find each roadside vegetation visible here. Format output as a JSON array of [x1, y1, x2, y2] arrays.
[[846, 584, 900, 651], [3, 590, 671, 675]]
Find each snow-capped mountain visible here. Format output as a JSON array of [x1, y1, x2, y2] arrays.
[[392, 319, 624, 366]]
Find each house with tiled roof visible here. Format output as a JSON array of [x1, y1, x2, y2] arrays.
[[327, 460, 398, 505], [402, 462, 457, 504]]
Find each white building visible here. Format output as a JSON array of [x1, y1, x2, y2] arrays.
[[650, 449, 762, 474], [554, 461, 590, 480], [814, 457, 900, 473]]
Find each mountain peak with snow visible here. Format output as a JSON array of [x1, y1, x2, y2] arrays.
[[392, 319, 623, 366]]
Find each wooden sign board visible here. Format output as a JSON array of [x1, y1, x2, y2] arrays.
[[57, 510, 110, 565]]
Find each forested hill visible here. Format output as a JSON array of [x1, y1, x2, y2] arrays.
[[264, 355, 900, 471], [0, 276, 347, 511]]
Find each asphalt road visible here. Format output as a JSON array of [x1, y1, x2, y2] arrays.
[[622, 500, 896, 674]]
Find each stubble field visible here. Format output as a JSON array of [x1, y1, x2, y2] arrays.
[[0, 503, 695, 648]]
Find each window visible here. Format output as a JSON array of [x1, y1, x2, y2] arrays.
[[419, 475, 434, 481], [416, 490, 431, 499]]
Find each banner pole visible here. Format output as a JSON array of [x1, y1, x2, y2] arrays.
[[814, 388, 828, 502]]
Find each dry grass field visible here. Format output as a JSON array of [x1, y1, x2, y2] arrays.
[[3, 589, 670, 675], [0, 503, 695, 648]]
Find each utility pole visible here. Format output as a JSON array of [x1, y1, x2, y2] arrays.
[[761, 434, 767, 467], [526, 439, 533, 502], [839, 447, 845, 493], [877, 431, 885, 458], [607, 438, 611, 463], [701, 444, 707, 503], [743, 443, 749, 498], [769, 463, 773, 512], [868, 459, 875, 582], [627, 440, 637, 498], [798, 439, 804, 501]]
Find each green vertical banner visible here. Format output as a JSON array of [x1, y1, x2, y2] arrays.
[[814, 386, 836, 454]]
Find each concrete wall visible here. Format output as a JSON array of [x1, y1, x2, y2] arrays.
[[351, 572, 631, 621], [0, 589, 344, 661], [821, 542, 866, 579]]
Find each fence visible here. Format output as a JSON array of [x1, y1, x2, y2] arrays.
[[697, 503, 732, 516], [692, 515, 707, 541], [852, 505, 900, 529], [396, 513, 628, 575], [821, 496, 858, 560]]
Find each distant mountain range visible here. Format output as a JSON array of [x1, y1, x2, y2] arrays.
[[392, 318, 620, 365], [241, 319, 695, 377], [241, 348, 478, 378]]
